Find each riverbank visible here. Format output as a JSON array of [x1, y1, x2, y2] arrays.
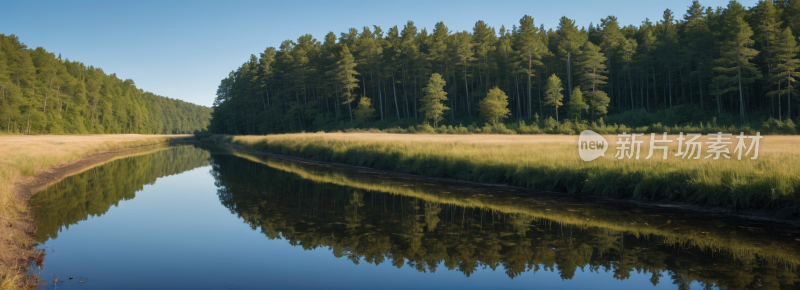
[[207, 133, 800, 219], [0, 135, 190, 289], [216, 144, 800, 271]]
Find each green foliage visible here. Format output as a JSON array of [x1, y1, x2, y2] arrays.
[[544, 74, 564, 122], [761, 118, 797, 134], [0, 34, 210, 134], [208, 3, 800, 135], [586, 90, 610, 118], [567, 87, 589, 120], [478, 87, 510, 125], [30, 145, 210, 242], [418, 73, 449, 127], [354, 97, 376, 124]]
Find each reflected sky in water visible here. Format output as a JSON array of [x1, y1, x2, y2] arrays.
[[31, 145, 797, 289]]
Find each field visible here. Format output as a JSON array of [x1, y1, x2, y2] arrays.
[[0, 134, 189, 289], [210, 133, 800, 217]]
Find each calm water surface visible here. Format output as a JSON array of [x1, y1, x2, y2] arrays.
[[30, 144, 800, 289]]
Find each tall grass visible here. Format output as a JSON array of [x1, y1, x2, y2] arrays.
[[0, 134, 189, 289], [226, 148, 800, 267], [210, 133, 800, 216]]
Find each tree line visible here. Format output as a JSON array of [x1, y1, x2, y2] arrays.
[[0, 34, 211, 134], [209, 0, 800, 134]]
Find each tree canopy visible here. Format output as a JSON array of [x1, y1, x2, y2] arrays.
[[0, 34, 211, 134], [209, 0, 800, 134]]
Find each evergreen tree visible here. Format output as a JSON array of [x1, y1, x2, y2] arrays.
[[336, 45, 359, 122], [567, 87, 589, 120], [452, 31, 475, 117], [544, 74, 564, 122], [684, 1, 712, 110], [515, 15, 546, 118], [713, 1, 761, 124], [553, 17, 585, 101], [768, 27, 800, 119], [419, 73, 449, 127]]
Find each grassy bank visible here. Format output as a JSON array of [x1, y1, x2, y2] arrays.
[[225, 147, 800, 268], [0, 134, 190, 289], [209, 133, 800, 217]]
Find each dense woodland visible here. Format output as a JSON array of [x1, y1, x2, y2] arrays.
[[0, 34, 211, 134], [210, 0, 800, 134]]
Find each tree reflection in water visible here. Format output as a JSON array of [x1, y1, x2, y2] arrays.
[[30, 144, 800, 290], [209, 149, 800, 290]]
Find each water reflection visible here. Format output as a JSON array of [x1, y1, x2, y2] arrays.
[[211, 146, 800, 290], [30, 144, 800, 289], [31, 145, 211, 242]]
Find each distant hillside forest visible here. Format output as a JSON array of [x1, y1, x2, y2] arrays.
[[0, 34, 211, 134], [209, 0, 800, 135]]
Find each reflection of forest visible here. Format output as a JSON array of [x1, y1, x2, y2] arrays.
[[211, 150, 800, 290], [31, 145, 211, 242]]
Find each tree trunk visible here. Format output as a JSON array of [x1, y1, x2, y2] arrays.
[[391, 72, 401, 120], [789, 66, 794, 120], [376, 64, 384, 120], [737, 66, 745, 124], [528, 54, 532, 119], [464, 62, 471, 118], [651, 67, 657, 112], [347, 90, 354, 122], [699, 74, 703, 110], [402, 65, 409, 119], [567, 52, 572, 101], [668, 69, 673, 108], [779, 80, 782, 120], [628, 71, 634, 110], [515, 75, 521, 119]]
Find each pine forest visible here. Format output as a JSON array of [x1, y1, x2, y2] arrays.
[[0, 34, 211, 135], [209, 0, 800, 135]]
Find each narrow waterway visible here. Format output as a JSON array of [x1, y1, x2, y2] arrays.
[[29, 144, 800, 289]]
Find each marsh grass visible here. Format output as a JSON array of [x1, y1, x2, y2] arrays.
[[228, 148, 800, 267], [0, 134, 189, 289], [211, 133, 800, 216]]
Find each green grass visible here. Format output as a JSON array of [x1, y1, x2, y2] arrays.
[[226, 147, 800, 267], [209, 133, 800, 217]]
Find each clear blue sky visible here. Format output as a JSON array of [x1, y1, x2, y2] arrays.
[[2, 0, 740, 107]]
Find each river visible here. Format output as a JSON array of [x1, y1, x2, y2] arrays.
[[29, 143, 800, 289]]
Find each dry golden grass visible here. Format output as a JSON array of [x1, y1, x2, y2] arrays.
[[0, 134, 189, 289], [214, 132, 800, 214]]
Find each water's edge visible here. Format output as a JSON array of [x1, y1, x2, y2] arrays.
[[214, 141, 800, 228], [10, 141, 186, 287]]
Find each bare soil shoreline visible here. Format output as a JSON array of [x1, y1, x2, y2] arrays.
[[13, 142, 175, 200], [4, 139, 182, 289]]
